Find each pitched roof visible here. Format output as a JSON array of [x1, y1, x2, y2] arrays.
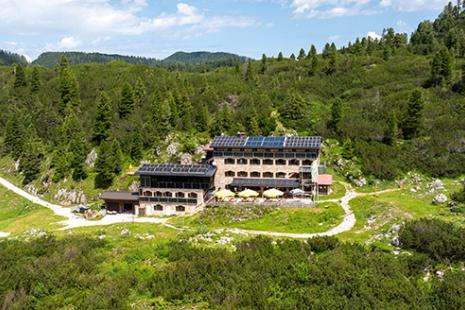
[[99, 191, 139, 201], [317, 174, 333, 186]]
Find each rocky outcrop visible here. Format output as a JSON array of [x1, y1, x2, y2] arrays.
[[54, 188, 87, 206], [85, 149, 98, 168], [433, 194, 448, 204], [180, 153, 193, 165]]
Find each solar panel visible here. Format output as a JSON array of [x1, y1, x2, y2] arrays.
[[136, 163, 216, 177], [211, 135, 321, 149]]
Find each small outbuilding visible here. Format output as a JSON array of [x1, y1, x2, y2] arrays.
[[317, 174, 333, 195], [100, 191, 139, 214]]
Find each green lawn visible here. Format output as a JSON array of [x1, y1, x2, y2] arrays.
[[0, 186, 66, 235], [317, 181, 346, 200]]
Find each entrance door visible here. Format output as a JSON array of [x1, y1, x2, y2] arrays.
[[123, 203, 134, 213], [138, 206, 146, 216]]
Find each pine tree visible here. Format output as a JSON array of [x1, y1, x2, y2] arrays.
[[247, 108, 260, 135], [402, 89, 424, 139], [431, 47, 453, 86], [307, 45, 318, 76], [260, 54, 267, 74], [277, 52, 284, 61], [179, 94, 193, 131], [130, 128, 143, 162], [328, 98, 343, 134], [290, 53, 296, 61], [30, 67, 40, 92], [59, 67, 80, 113], [3, 111, 25, 160], [119, 82, 135, 119], [326, 43, 338, 75], [298, 48, 306, 60], [19, 127, 43, 184], [110, 139, 123, 176], [13, 64, 27, 88], [307, 45, 317, 59], [134, 78, 147, 107], [94, 139, 123, 188], [93, 91, 113, 144], [152, 95, 172, 137], [245, 60, 255, 81], [385, 112, 399, 145], [193, 101, 209, 132]]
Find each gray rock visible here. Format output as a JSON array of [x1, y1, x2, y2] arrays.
[[54, 188, 87, 206], [389, 224, 401, 234], [85, 149, 98, 168], [391, 236, 400, 247], [428, 179, 445, 190], [180, 153, 193, 165], [129, 181, 140, 192], [120, 228, 130, 236], [166, 142, 180, 157], [433, 194, 448, 204], [354, 177, 367, 187]]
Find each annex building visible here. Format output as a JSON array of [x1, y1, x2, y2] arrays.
[[100, 135, 332, 216]]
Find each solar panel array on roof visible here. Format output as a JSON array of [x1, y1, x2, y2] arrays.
[[211, 136, 321, 149], [136, 164, 216, 177]]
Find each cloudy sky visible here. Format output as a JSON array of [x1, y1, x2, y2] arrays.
[[0, 0, 450, 61]]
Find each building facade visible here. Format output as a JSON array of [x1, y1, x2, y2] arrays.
[[208, 136, 322, 193], [100, 135, 331, 216]]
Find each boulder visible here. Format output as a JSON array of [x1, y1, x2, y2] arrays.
[[391, 236, 400, 247], [85, 149, 98, 168], [120, 228, 130, 236], [433, 194, 448, 204], [388, 224, 401, 234], [428, 179, 445, 191], [166, 142, 180, 157], [353, 177, 367, 187], [180, 153, 193, 165]]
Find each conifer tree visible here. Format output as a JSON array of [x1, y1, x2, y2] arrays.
[[193, 101, 209, 132], [30, 67, 40, 92], [402, 89, 424, 139], [326, 43, 338, 75], [307, 45, 318, 76], [59, 67, 80, 113], [307, 45, 317, 60], [152, 95, 172, 137], [298, 48, 306, 60], [19, 126, 43, 184], [130, 128, 143, 162], [385, 112, 399, 145], [119, 82, 135, 119], [290, 53, 296, 60], [260, 54, 267, 74], [277, 52, 284, 61], [94, 139, 123, 188], [13, 64, 27, 88], [134, 78, 147, 107], [247, 108, 260, 135], [166, 92, 179, 126], [179, 94, 193, 131], [93, 91, 113, 144], [3, 111, 25, 160], [110, 139, 124, 176], [245, 60, 255, 81], [431, 47, 453, 86], [328, 98, 343, 134]]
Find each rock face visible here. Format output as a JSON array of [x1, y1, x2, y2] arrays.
[[166, 142, 180, 157], [129, 181, 140, 192], [433, 194, 448, 204], [85, 149, 98, 168], [54, 188, 87, 206], [25, 184, 40, 196], [180, 153, 193, 165]]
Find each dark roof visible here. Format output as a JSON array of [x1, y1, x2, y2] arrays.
[[100, 191, 139, 201], [230, 178, 300, 189], [136, 164, 216, 177], [211, 136, 322, 149]]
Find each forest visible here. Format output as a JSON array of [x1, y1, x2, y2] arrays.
[[1, 2, 465, 190]]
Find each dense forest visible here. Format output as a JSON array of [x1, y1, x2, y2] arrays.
[[33, 51, 246, 72], [0, 218, 464, 309], [1, 2, 465, 190], [0, 50, 28, 66]]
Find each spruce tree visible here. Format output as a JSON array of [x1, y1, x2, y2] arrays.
[[13, 64, 27, 88], [260, 54, 267, 74], [298, 48, 306, 60], [30, 67, 40, 92], [59, 67, 80, 113], [193, 101, 209, 132], [402, 89, 424, 139], [431, 47, 453, 86], [245, 60, 255, 81], [326, 43, 338, 75], [277, 52, 284, 61], [247, 108, 260, 135], [328, 98, 343, 134], [130, 128, 143, 162], [110, 139, 124, 176], [3, 111, 25, 160], [93, 91, 113, 144], [134, 78, 147, 107], [385, 112, 399, 145], [94, 140, 114, 189], [119, 82, 135, 119], [19, 127, 43, 184], [178, 94, 193, 131], [290, 53, 296, 61]]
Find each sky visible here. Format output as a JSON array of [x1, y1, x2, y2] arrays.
[[0, 0, 452, 61]]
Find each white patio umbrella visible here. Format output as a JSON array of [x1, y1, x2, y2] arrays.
[[263, 188, 284, 198], [238, 189, 259, 198], [290, 188, 305, 195]]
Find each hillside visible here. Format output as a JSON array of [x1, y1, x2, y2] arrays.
[[0, 50, 28, 66], [163, 51, 247, 64], [32, 50, 247, 69]]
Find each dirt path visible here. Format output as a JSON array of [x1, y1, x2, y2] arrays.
[[0, 176, 167, 231], [223, 185, 400, 239]]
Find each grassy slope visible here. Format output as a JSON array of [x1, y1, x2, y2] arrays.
[[0, 186, 65, 234]]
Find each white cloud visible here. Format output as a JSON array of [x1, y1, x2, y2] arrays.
[[379, 0, 448, 11], [366, 31, 381, 40], [45, 36, 82, 51]]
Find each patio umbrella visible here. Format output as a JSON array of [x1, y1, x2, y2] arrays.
[[238, 189, 259, 198], [290, 188, 305, 195], [263, 188, 284, 198], [214, 189, 235, 199]]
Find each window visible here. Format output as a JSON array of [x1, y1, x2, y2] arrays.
[[250, 159, 261, 165], [164, 192, 173, 197], [238, 171, 248, 177], [225, 171, 235, 177], [238, 158, 248, 165], [303, 160, 312, 166], [250, 171, 261, 177], [143, 191, 152, 197], [275, 159, 286, 165], [176, 192, 185, 198], [154, 205, 163, 211], [225, 158, 235, 164], [263, 159, 273, 165], [289, 159, 300, 166], [290, 173, 300, 179], [188, 192, 198, 198], [263, 172, 273, 178], [176, 206, 186, 212], [155, 191, 163, 197], [276, 172, 286, 178]]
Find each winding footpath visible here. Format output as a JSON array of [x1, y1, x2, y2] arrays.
[[0, 176, 398, 238], [224, 185, 399, 239], [0, 176, 167, 233]]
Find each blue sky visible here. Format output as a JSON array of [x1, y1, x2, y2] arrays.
[[0, 0, 450, 61]]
